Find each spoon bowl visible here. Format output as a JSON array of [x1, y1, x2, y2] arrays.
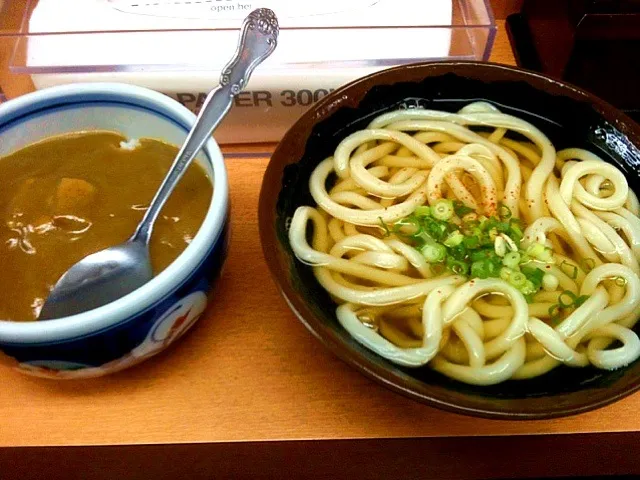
[[38, 241, 153, 320]]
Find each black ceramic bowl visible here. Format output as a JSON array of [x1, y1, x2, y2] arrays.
[[258, 61, 640, 419]]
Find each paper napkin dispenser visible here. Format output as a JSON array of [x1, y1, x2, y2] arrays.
[[1, 0, 496, 145]]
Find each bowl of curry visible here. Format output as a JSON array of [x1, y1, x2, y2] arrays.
[[0, 83, 229, 378]]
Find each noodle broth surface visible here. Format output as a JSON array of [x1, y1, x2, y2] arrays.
[[0, 131, 212, 321]]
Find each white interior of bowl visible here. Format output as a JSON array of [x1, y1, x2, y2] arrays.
[[0, 83, 228, 344]]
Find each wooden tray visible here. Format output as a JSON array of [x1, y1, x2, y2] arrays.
[[1, 10, 639, 479]]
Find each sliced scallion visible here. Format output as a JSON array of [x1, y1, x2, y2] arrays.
[[560, 260, 578, 280], [503, 251, 521, 269], [508, 271, 527, 288], [537, 248, 554, 263], [501, 233, 518, 252], [463, 236, 480, 249], [498, 203, 512, 219], [453, 200, 474, 217], [420, 243, 447, 263], [443, 230, 464, 248], [500, 267, 513, 281], [542, 273, 559, 292], [527, 243, 546, 259], [558, 290, 578, 308], [447, 258, 469, 276], [471, 260, 491, 279], [432, 199, 454, 221], [378, 217, 391, 237], [520, 280, 536, 296], [615, 276, 628, 287], [415, 205, 431, 217], [581, 258, 595, 272], [494, 236, 507, 257], [575, 295, 589, 307]]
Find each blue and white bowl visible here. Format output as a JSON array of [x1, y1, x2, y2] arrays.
[[0, 83, 229, 378]]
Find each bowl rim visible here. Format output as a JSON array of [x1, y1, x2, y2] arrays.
[[0, 82, 228, 344], [259, 60, 640, 420]]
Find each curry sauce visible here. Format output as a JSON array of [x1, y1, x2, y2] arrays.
[[0, 131, 212, 321]]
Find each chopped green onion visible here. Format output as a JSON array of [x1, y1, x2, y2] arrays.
[[496, 221, 511, 233], [521, 280, 537, 296], [508, 271, 527, 288], [424, 218, 447, 241], [394, 202, 563, 300], [501, 233, 518, 252], [581, 258, 595, 272], [393, 216, 421, 236], [521, 266, 545, 293], [378, 217, 391, 237], [448, 244, 467, 261], [558, 290, 578, 308], [526, 242, 554, 263], [415, 206, 431, 217], [498, 203, 512, 219], [432, 199, 454, 221], [453, 200, 474, 217], [615, 276, 628, 287], [443, 230, 464, 248], [471, 260, 491, 279], [542, 273, 559, 292], [575, 295, 589, 307], [537, 248, 554, 263], [500, 267, 513, 281], [420, 243, 447, 263], [494, 236, 507, 257], [414, 231, 434, 245], [487, 260, 501, 277], [447, 258, 469, 276], [481, 216, 494, 229], [560, 260, 578, 280], [509, 219, 524, 242], [521, 265, 544, 280], [527, 243, 546, 259], [503, 251, 521, 269], [480, 231, 494, 246], [470, 248, 497, 262], [548, 291, 590, 325], [600, 180, 613, 191], [462, 212, 478, 224], [463, 236, 480, 249]]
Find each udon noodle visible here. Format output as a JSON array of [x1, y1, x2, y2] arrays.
[[288, 102, 640, 386]]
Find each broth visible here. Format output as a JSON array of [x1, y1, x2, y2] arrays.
[[0, 131, 213, 321]]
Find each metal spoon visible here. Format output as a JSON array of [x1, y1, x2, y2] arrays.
[[38, 8, 279, 320]]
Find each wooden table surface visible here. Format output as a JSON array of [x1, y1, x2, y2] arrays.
[[1, 4, 639, 479]]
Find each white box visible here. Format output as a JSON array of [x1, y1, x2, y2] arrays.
[[4, 0, 496, 144]]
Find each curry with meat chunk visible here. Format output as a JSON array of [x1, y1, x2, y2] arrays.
[[0, 131, 212, 321]]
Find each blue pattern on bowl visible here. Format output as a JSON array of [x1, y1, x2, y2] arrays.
[[0, 216, 229, 378]]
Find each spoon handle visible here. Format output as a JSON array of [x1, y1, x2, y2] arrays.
[[132, 8, 279, 244]]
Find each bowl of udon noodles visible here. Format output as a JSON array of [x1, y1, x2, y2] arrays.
[[258, 61, 640, 419]]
